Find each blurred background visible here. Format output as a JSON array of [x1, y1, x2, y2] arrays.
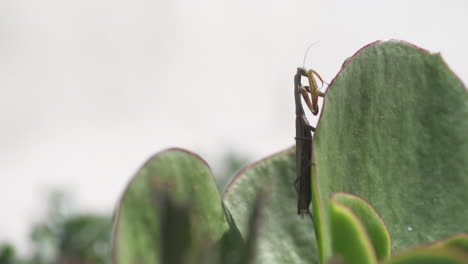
[[1, 0, 467, 262]]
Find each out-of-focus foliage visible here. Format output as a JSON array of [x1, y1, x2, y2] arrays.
[[2, 192, 111, 264], [0, 243, 16, 264], [2, 151, 246, 264], [215, 151, 251, 192]]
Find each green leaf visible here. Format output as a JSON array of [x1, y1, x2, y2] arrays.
[[242, 189, 269, 264], [428, 233, 468, 253], [158, 191, 193, 264], [223, 148, 319, 264], [332, 192, 390, 261], [329, 193, 377, 264], [385, 248, 468, 264], [385, 234, 468, 264], [111, 148, 244, 264], [0, 244, 15, 264], [312, 41, 468, 260]]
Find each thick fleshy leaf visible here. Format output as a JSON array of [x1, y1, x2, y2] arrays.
[[333, 192, 390, 261], [243, 189, 268, 264], [329, 193, 377, 264], [111, 148, 244, 264], [312, 41, 468, 260], [223, 148, 319, 264], [386, 234, 468, 264], [428, 233, 468, 252], [386, 248, 468, 264]]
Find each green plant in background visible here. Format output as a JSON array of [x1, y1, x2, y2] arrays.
[[0, 243, 16, 264], [111, 41, 468, 264], [28, 192, 112, 264], [214, 151, 251, 192], [0, 152, 244, 264], [1, 192, 112, 264]]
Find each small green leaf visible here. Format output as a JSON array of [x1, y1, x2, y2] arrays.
[[386, 248, 468, 264], [386, 234, 468, 264], [333, 192, 390, 261], [329, 193, 378, 264], [429, 233, 468, 252]]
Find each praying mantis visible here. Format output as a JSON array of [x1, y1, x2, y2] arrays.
[[294, 67, 325, 217]]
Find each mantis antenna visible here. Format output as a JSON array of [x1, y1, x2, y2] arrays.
[[302, 41, 320, 69], [302, 41, 329, 91]]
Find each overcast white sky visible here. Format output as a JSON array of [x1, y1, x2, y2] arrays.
[[1, 0, 467, 252]]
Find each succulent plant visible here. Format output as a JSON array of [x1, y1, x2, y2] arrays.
[[111, 41, 468, 264]]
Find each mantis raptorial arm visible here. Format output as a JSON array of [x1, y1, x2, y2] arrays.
[[299, 86, 316, 116], [309, 69, 325, 88], [297, 68, 326, 116]]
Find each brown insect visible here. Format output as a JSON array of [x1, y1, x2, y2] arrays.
[[294, 67, 324, 217]]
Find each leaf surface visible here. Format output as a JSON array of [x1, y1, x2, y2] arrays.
[[224, 149, 319, 264], [312, 41, 468, 260], [112, 148, 244, 264]]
